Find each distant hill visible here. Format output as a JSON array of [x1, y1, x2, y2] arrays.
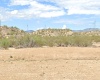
[[83, 28, 100, 31], [0, 26, 100, 38], [73, 28, 100, 32], [25, 30, 34, 33], [0, 25, 25, 38], [23, 28, 100, 36], [73, 28, 100, 36], [33, 28, 73, 36]]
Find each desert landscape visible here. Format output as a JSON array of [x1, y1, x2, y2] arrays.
[[0, 47, 100, 80], [1, 0, 100, 80]]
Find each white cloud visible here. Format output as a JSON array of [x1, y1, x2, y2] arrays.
[[0, 0, 65, 21], [39, 11, 65, 18], [66, 0, 100, 15], [30, 1, 59, 11], [38, 0, 100, 15], [1, 0, 100, 21], [62, 25, 67, 29], [10, 0, 32, 6], [11, 10, 18, 14], [0, 7, 12, 21], [37, 27, 44, 30]]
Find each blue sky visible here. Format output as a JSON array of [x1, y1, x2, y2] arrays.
[[0, 0, 100, 31]]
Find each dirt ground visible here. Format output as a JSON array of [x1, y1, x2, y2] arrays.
[[0, 47, 100, 80]]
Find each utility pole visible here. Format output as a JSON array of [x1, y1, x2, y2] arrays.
[[27, 25, 28, 31], [93, 20, 96, 28], [0, 19, 1, 27], [0, 14, 1, 27]]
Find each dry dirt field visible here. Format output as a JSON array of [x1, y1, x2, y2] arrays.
[[0, 47, 100, 80]]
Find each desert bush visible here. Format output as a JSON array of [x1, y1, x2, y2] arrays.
[[0, 38, 10, 49], [91, 35, 100, 42], [65, 35, 92, 47], [0, 33, 100, 49], [32, 35, 46, 47], [13, 35, 35, 48], [30, 35, 93, 47]]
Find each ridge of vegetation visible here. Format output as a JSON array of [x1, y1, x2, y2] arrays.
[[33, 28, 73, 36], [0, 25, 100, 49]]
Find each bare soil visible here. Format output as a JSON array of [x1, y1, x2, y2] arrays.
[[0, 47, 100, 80]]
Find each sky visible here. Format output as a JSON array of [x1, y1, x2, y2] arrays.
[[0, 0, 100, 31]]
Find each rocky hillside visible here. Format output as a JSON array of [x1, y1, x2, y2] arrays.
[[0, 25, 25, 38], [0, 26, 100, 37], [33, 28, 73, 36]]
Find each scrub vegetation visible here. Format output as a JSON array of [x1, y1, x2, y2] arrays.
[[0, 25, 100, 49]]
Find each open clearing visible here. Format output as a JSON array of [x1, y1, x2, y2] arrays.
[[0, 47, 100, 80]]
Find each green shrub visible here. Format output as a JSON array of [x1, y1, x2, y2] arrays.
[[65, 35, 92, 47], [0, 38, 10, 49], [91, 36, 100, 42], [32, 35, 45, 47], [0, 33, 100, 49]]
